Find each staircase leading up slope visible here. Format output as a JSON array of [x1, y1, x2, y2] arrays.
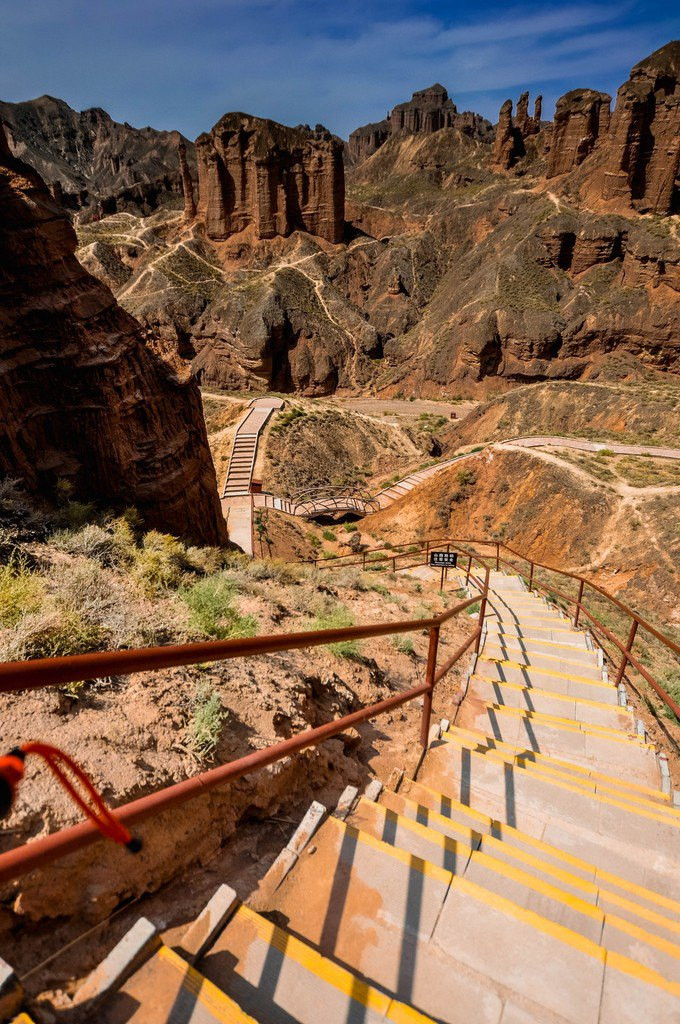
[[84, 567, 679, 1023]]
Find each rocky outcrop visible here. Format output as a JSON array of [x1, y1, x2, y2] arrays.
[[349, 85, 492, 163], [0, 95, 194, 218], [0, 121, 226, 545], [195, 113, 344, 243], [515, 93, 542, 137], [389, 83, 457, 134], [601, 41, 680, 214], [546, 89, 611, 178], [491, 100, 524, 170], [348, 120, 391, 163], [178, 140, 197, 219]]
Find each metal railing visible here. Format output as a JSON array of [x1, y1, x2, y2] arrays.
[[315, 536, 680, 721], [0, 564, 490, 885]]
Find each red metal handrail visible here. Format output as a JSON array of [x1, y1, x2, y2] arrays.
[[0, 577, 488, 884], [318, 535, 679, 722]]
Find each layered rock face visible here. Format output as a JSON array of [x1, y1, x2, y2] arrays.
[[195, 114, 344, 243], [348, 85, 492, 163], [515, 92, 542, 136], [546, 89, 611, 178], [0, 95, 193, 218], [601, 41, 680, 214], [178, 139, 197, 219], [0, 122, 226, 545]]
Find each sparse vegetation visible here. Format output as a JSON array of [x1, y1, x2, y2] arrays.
[[308, 603, 359, 658], [189, 682, 227, 760]]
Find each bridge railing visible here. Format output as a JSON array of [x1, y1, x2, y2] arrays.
[[0, 564, 490, 885], [315, 536, 680, 723]]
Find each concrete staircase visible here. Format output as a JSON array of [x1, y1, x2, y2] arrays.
[[84, 570, 679, 1022], [222, 398, 284, 500]]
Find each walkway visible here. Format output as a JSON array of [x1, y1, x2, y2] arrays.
[[221, 397, 284, 555], [507, 437, 680, 460], [91, 566, 680, 1022]]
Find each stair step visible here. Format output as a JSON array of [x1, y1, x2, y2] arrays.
[[350, 797, 680, 980], [102, 944, 258, 1022], [400, 779, 680, 923], [469, 676, 630, 729], [484, 622, 588, 643], [418, 735, 680, 899], [484, 632, 596, 661], [261, 815, 680, 1023], [201, 903, 436, 1023], [479, 648, 603, 679], [441, 727, 672, 810]]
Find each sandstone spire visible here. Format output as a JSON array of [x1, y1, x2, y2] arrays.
[[178, 139, 196, 220], [491, 100, 525, 170]]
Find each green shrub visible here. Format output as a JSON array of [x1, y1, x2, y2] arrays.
[[131, 531, 192, 594], [17, 609, 108, 659], [392, 634, 415, 655], [180, 576, 257, 639], [0, 559, 44, 627], [465, 601, 481, 615], [309, 604, 359, 657], [322, 529, 337, 542], [343, 523, 358, 533], [189, 683, 227, 760]]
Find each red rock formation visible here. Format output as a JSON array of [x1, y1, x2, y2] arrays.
[[349, 86, 492, 163], [0, 121, 226, 545], [546, 89, 611, 178], [601, 41, 680, 214], [178, 139, 196, 219], [515, 92, 530, 136], [195, 114, 344, 243], [348, 119, 390, 163], [532, 96, 543, 134], [491, 100, 524, 170], [389, 84, 457, 134]]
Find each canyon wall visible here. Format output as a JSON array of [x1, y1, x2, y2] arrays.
[[0, 121, 226, 545], [195, 113, 344, 243]]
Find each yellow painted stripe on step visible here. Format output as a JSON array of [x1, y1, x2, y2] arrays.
[[236, 906, 392, 1015], [442, 732, 659, 814], [481, 834, 599, 899], [471, 849, 603, 922], [158, 946, 259, 1022], [386, 1000, 440, 1023], [486, 623, 581, 634], [409, 779, 680, 919], [606, 912, 680, 960], [451, 875, 606, 961], [474, 674, 621, 708], [12, 1017, 36, 1024], [477, 659, 613, 690], [454, 878, 680, 996], [481, 646, 601, 672], [482, 701, 647, 743], [438, 736, 680, 827], [605, 949, 680, 997], [359, 797, 477, 849], [493, 633, 589, 651], [601, 889, 680, 935], [327, 815, 453, 885], [445, 724, 667, 799]]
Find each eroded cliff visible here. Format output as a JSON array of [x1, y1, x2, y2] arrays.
[[0, 121, 226, 544]]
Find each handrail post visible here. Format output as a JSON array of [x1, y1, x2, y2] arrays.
[[615, 619, 638, 686], [495, 542, 500, 572], [420, 625, 440, 747], [392, 556, 396, 572], [573, 579, 585, 627], [425, 539, 430, 566], [528, 561, 534, 592], [475, 566, 490, 654], [362, 551, 366, 568], [465, 554, 472, 587]]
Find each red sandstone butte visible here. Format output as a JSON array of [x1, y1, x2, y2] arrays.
[[546, 89, 611, 178], [195, 113, 344, 244]]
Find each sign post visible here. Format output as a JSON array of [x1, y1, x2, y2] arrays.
[[429, 550, 458, 591]]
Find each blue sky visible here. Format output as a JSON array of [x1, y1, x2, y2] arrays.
[[0, 1, 677, 140]]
